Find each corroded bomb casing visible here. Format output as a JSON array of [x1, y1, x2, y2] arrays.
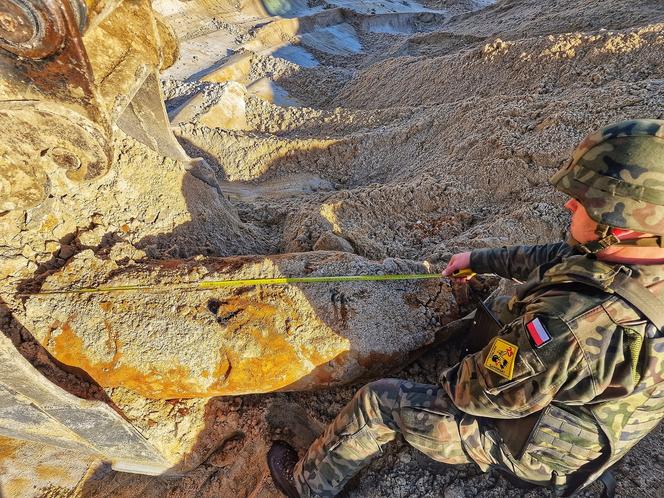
[[23, 251, 457, 399]]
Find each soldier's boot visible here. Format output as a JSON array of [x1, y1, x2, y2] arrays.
[[266, 400, 324, 451], [268, 440, 301, 498]]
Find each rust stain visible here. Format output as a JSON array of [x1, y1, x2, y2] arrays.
[[301, 339, 340, 371], [356, 351, 400, 370], [209, 297, 306, 393], [0, 438, 21, 459], [209, 295, 343, 394], [36, 463, 69, 480], [281, 350, 353, 390], [403, 293, 422, 308], [5, 477, 30, 496], [331, 290, 356, 328], [103, 320, 119, 362], [41, 291, 347, 398], [308, 364, 335, 385], [40, 214, 59, 233], [48, 323, 204, 399], [303, 357, 338, 385], [157, 259, 182, 270], [205, 256, 262, 275]]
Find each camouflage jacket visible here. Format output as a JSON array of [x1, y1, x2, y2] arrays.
[[441, 242, 664, 485]]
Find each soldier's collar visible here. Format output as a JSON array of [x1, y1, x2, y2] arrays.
[[541, 254, 623, 291]]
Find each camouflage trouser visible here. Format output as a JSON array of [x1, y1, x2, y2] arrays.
[[290, 290, 517, 497], [292, 379, 606, 497], [293, 379, 475, 497]]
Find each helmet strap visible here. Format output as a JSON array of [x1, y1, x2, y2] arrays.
[[576, 234, 620, 255], [576, 223, 664, 254]]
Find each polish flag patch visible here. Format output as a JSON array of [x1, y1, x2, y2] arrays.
[[526, 317, 551, 348]]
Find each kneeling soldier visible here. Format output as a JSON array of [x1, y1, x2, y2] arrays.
[[268, 119, 664, 497]]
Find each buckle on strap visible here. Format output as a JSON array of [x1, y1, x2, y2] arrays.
[[594, 223, 612, 238], [576, 234, 620, 254]]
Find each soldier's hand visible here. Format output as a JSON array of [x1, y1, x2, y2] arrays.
[[442, 252, 472, 278]]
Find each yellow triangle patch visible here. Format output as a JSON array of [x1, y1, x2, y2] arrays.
[[484, 338, 519, 380]]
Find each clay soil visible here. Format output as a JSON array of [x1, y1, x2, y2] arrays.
[[1, 0, 664, 497]]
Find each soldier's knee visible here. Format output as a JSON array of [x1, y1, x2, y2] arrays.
[[356, 379, 402, 407], [363, 378, 401, 394]]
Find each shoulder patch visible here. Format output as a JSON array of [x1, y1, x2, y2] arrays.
[[484, 338, 518, 380], [526, 317, 552, 348]]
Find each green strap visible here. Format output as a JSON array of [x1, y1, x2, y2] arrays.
[[610, 272, 664, 331]]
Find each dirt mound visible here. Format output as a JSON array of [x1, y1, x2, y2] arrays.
[[445, 0, 664, 39], [335, 25, 664, 109]]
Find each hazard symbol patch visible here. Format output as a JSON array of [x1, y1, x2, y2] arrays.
[[526, 317, 551, 348], [484, 338, 518, 380]]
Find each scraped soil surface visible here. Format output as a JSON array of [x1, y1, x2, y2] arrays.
[[2, 0, 664, 496]]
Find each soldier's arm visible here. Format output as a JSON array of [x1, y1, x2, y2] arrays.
[[440, 310, 584, 418], [469, 242, 574, 281]]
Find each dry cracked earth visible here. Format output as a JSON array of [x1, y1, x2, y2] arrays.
[[1, 0, 663, 497]]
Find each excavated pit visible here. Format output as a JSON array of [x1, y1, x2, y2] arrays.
[[0, 0, 663, 496]]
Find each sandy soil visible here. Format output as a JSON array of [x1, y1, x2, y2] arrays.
[[1, 0, 663, 496]]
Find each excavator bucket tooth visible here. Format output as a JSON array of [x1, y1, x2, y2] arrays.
[[116, 69, 193, 164]]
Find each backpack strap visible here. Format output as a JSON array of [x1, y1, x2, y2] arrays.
[[524, 269, 664, 331], [610, 271, 664, 331]]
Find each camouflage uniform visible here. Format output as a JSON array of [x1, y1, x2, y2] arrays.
[[292, 119, 664, 497], [293, 243, 664, 496]]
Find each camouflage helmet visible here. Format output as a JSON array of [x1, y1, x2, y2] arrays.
[[550, 119, 664, 241]]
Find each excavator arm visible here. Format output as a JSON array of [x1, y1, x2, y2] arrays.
[[0, 0, 186, 213]]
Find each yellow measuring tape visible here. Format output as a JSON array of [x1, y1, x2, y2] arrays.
[[452, 268, 477, 279], [23, 273, 443, 297], [21, 269, 476, 297]]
